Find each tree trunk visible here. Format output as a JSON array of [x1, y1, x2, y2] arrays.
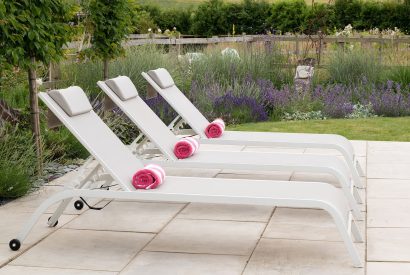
[[103, 58, 109, 80], [28, 56, 43, 174]]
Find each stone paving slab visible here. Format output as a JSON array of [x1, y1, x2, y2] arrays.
[[178, 203, 274, 222], [263, 208, 365, 242], [367, 163, 410, 179], [2, 185, 101, 215], [11, 229, 153, 272], [368, 198, 410, 227], [368, 141, 410, 152], [367, 228, 410, 262], [367, 178, 410, 199], [145, 218, 266, 255], [5, 140, 410, 274], [120, 251, 247, 275], [242, 238, 364, 275], [0, 211, 75, 246], [367, 152, 410, 164], [64, 201, 185, 233], [0, 265, 117, 275], [0, 245, 24, 267], [367, 262, 410, 275]]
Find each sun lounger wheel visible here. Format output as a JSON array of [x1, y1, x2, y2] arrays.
[[9, 239, 21, 251], [74, 200, 84, 210], [48, 217, 58, 227]]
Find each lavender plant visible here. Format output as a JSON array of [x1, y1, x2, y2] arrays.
[[213, 91, 268, 124], [60, 45, 410, 126]]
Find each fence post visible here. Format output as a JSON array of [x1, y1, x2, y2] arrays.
[[264, 39, 272, 54], [46, 62, 61, 90], [360, 34, 365, 49], [295, 34, 300, 58], [318, 32, 323, 65], [247, 39, 252, 52], [242, 33, 247, 52], [177, 33, 181, 56], [48, 62, 52, 83], [378, 34, 383, 64]]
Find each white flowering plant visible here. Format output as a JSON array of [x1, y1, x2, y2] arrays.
[[336, 24, 353, 37], [282, 110, 327, 121]]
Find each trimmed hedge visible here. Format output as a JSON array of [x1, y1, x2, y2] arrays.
[[136, 0, 410, 36]]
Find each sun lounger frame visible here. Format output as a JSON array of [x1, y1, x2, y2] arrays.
[[8, 91, 363, 268]]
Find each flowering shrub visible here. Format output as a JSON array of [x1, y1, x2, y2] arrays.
[[369, 27, 402, 38], [213, 91, 268, 124], [187, 78, 410, 123], [347, 103, 376, 119], [282, 111, 326, 121], [315, 84, 354, 118], [368, 81, 410, 117], [336, 24, 353, 37]]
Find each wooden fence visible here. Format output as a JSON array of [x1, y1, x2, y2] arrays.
[[66, 33, 410, 64], [47, 34, 409, 88]]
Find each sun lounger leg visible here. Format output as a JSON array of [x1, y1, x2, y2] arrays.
[[353, 185, 363, 205], [13, 189, 77, 247], [326, 169, 362, 219], [351, 219, 363, 243], [351, 168, 364, 189], [356, 159, 365, 177], [327, 208, 363, 268], [340, 226, 363, 268], [47, 198, 72, 227]]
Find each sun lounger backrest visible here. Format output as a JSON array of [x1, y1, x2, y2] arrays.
[[142, 69, 210, 138], [98, 79, 178, 160], [39, 89, 143, 191]]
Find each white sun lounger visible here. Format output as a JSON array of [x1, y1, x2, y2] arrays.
[[141, 68, 365, 188], [8, 87, 363, 267], [97, 78, 363, 220]]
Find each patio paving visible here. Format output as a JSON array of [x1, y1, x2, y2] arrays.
[[1, 140, 410, 274]]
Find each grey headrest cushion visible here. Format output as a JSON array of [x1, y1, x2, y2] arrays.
[[105, 76, 138, 101], [147, 68, 175, 89], [49, 86, 92, 117]]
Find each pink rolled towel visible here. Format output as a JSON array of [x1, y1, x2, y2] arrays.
[[205, 118, 225, 138], [132, 164, 165, 190], [174, 136, 200, 159]]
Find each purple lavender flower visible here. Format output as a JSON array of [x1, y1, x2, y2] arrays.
[[213, 91, 268, 123], [145, 95, 178, 124]]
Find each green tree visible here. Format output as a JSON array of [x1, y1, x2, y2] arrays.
[[0, 0, 72, 171], [134, 10, 158, 34], [192, 0, 228, 36], [334, 0, 362, 28], [85, 0, 134, 80], [267, 0, 308, 33], [225, 0, 271, 35], [303, 3, 335, 34], [157, 9, 193, 35]]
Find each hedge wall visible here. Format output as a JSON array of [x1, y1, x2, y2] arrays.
[[136, 0, 410, 36]]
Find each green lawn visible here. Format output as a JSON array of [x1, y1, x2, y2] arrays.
[[228, 117, 410, 141]]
